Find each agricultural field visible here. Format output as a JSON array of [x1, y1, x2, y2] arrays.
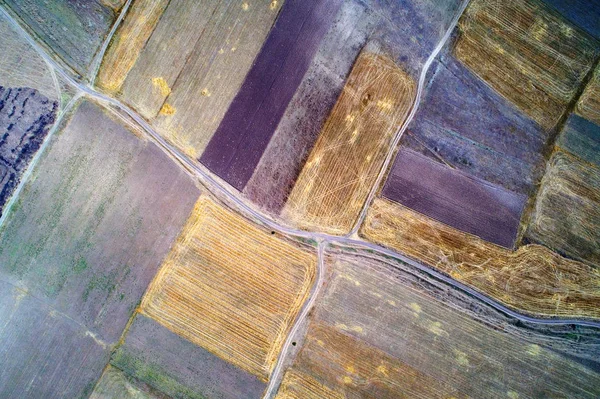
[[108, 314, 266, 399], [282, 50, 414, 234], [526, 64, 600, 268], [141, 196, 316, 381], [2, 0, 600, 397], [97, 0, 283, 159], [0, 99, 199, 397], [277, 250, 600, 398]]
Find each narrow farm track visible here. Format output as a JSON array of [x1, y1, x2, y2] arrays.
[[2, 5, 600, 397]]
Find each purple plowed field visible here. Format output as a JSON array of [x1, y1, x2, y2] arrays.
[[199, 0, 342, 191], [382, 148, 526, 248]]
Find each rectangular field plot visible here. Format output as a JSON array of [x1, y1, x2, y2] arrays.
[[141, 196, 316, 381], [361, 198, 600, 319], [382, 148, 526, 248], [109, 314, 266, 399], [4, 0, 119, 77], [276, 253, 600, 398], [282, 51, 414, 234], [527, 151, 600, 267], [455, 0, 598, 129], [0, 99, 199, 395]]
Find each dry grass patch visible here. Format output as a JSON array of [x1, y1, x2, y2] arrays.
[[141, 196, 316, 381], [283, 51, 415, 234], [361, 198, 600, 319]]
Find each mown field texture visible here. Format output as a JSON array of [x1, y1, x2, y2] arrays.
[[527, 151, 600, 267], [141, 196, 316, 381], [276, 252, 600, 398], [541, 0, 600, 39], [382, 148, 526, 248], [455, 0, 598, 130], [361, 198, 600, 319], [98, 0, 282, 159], [109, 314, 266, 399], [577, 64, 600, 126], [3, 0, 119, 77], [283, 51, 415, 234], [95, 0, 169, 92], [0, 99, 199, 397]]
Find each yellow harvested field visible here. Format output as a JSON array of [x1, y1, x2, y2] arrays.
[[141, 196, 316, 381], [455, 0, 598, 129], [283, 51, 415, 234], [577, 64, 600, 125], [0, 14, 57, 102], [97, 0, 169, 93], [361, 198, 600, 319], [276, 369, 344, 399]]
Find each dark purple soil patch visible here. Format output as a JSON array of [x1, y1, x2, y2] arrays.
[[0, 99, 199, 344], [112, 314, 266, 399], [401, 51, 549, 195], [0, 86, 57, 216], [382, 148, 526, 248], [199, 0, 342, 191], [0, 280, 109, 399]]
